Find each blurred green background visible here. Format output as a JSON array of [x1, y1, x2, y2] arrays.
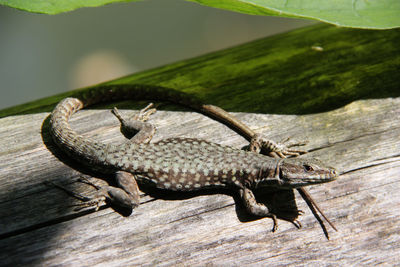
[[0, 0, 313, 109]]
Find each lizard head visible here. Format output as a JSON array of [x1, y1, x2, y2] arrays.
[[276, 158, 339, 188], [256, 158, 339, 188]]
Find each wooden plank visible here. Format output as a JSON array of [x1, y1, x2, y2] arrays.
[[1, 97, 399, 265]]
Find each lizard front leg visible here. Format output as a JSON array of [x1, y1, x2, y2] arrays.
[[249, 134, 337, 237], [240, 187, 278, 232]]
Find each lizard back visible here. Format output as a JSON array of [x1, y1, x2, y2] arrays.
[[106, 137, 271, 191], [49, 93, 276, 191]]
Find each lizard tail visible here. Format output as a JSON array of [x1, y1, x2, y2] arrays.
[[49, 84, 254, 166], [49, 84, 203, 168]]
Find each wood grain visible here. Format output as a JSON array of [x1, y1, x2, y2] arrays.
[[1, 97, 399, 266]]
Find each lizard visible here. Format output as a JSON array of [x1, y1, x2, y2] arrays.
[[49, 84, 339, 233]]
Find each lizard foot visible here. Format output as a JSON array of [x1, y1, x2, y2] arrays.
[[112, 103, 156, 124], [250, 134, 308, 158], [45, 179, 106, 211], [71, 198, 106, 211], [292, 219, 302, 229], [111, 104, 157, 143], [68, 177, 108, 211], [133, 103, 157, 122]]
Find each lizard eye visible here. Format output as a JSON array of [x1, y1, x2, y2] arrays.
[[303, 164, 314, 172]]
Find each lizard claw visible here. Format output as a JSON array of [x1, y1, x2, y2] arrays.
[[45, 178, 107, 211], [133, 103, 157, 122], [293, 219, 302, 229], [297, 209, 305, 215], [270, 214, 279, 232], [279, 137, 308, 148], [71, 197, 105, 211], [112, 103, 157, 124]]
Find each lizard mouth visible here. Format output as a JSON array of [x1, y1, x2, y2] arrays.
[[281, 168, 339, 188], [296, 170, 339, 185]]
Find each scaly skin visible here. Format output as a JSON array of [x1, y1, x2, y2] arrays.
[[49, 84, 338, 231]]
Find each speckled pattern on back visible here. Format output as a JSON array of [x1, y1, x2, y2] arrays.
[[50, 97, 275, 191], [108, 138, 271, 190]]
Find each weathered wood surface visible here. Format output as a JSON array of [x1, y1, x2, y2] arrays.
[[0, 96, 399, 266]]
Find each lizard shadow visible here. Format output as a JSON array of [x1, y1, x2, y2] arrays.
[[41, 114, 301, 226], [142, 185, 301, 227]]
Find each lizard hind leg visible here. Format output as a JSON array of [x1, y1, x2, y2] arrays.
[[111, 104, 157, 144], [250, 134, 307, 158], [85, 171, 141, 210], [52, 171, 141, 212]]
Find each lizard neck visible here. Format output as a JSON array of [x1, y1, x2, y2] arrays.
[[246, 158, 282, 189]]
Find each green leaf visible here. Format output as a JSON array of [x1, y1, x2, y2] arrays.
[[0, 0, 140, 14], [188, 0, 400, 29], [1, 0, 399, 29]]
